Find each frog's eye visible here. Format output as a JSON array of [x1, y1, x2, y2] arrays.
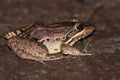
[[46, 38, 50, 41], [76, 24, 84, 31]]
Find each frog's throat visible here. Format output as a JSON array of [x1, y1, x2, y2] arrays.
[[42, 40, 62, 54]]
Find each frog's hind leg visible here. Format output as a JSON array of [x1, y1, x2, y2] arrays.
[[5, 22, 45, 39], [7, 37, 48, 63], [61, 44, 92, 56], [5, 30, 21, 39], [5, 25, 30, 39], [8, 37, 64, 63]]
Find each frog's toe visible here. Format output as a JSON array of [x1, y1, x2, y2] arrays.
[[42, 56, 65, 61], [79, 53, 92, 56]]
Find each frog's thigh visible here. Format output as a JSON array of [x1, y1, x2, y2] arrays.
[[61, 44, 92, 56], [8, 37, 48, 61], [8, 37, 64, 62]]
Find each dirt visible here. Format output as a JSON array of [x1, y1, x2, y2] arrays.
[[0, 0, 120, 80]]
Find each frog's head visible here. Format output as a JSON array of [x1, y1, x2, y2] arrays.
[[65, 23, 95, 46]]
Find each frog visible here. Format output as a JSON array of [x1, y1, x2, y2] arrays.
[[5, 19, 95, 62]]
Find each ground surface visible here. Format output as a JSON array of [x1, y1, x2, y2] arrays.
[[0, 0, 120, 80]]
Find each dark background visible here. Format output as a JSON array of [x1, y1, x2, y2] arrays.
[[0, 0, 120, 80]]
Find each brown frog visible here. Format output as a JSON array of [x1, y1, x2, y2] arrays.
[[5, 19, 95, 62]]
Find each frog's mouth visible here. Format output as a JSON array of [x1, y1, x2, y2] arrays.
[[65, 26, 95, 46]]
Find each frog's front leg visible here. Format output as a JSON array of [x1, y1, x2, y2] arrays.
[[61, 44, 92, 56], [8, 37, 64, 63]]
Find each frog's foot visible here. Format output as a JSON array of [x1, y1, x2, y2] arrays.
[[21, 55, 65, 64], [5, 30, 21, 39], [61, 44, 92, 56], [23, 55, 65, 64], [82, 37, 93, 53], [17, 53, 45, 64], [42, 55, 65, 61], [14, 51, 65, 64]]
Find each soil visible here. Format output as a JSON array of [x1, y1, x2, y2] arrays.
[[0, 0, 120, 80]]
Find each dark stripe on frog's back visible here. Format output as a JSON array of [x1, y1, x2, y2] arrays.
[[30, 27, 69, 39], [48, 22, 76, 28], [20, 21, 76, 35], [46, 22, 77, 33], [21, 21, 76, 34], [30, 22, 76, 40]]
